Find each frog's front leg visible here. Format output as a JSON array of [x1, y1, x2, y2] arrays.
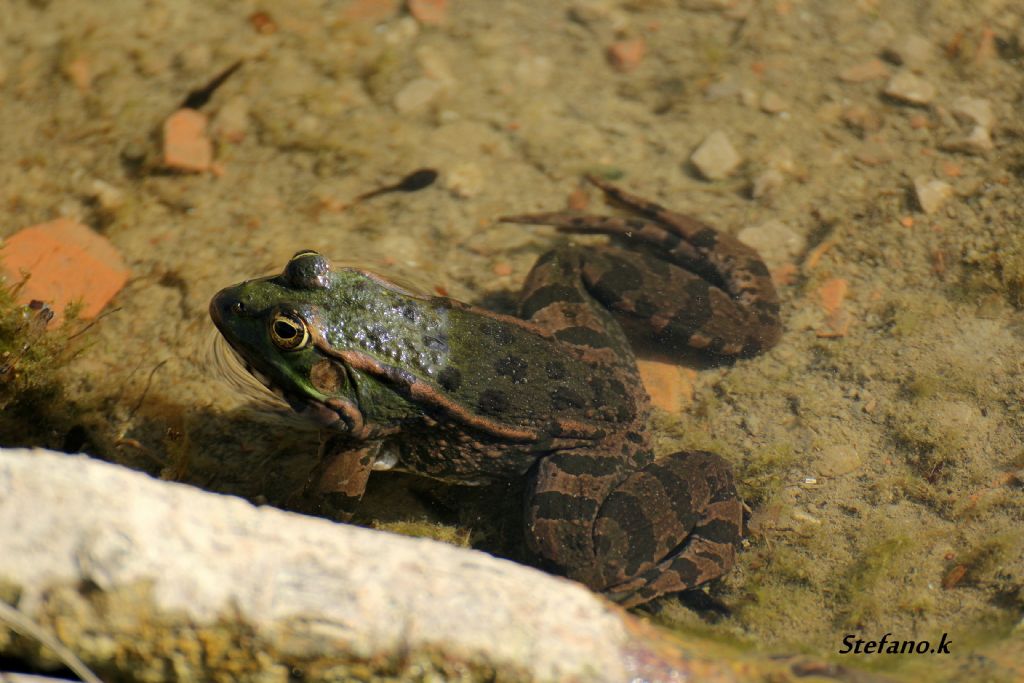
[[299, 434, 378, 521], [526, 449, 742, 607]]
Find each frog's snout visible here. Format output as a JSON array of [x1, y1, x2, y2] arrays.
[[209, 288, 244, 329]]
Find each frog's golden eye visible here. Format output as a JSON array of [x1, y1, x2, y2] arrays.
[[269, 312, 309, 351]]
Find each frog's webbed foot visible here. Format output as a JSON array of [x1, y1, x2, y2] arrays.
[[292, 436, 377, 522], [501, 177, 782, 356], [595, 450, 742, 609]]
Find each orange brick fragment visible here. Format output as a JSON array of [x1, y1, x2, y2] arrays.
[[163, 108, 213, 172], [492, 261, 513, 277], [0, 218, 129, 325], [637, 360, 696, 413], [815, 278, 851, 338], [817, 278, 848, 313], [607, 39, 646, 73], [407, 0, 447, 25]]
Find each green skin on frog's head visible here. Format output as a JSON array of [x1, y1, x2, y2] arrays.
[[210, 250, 445, 438]]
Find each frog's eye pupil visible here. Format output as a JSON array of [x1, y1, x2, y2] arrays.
[[270, 313, 309, 350]]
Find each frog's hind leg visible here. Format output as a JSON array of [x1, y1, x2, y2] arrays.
[[595, 450, 743, 608], [502, 178, 782, 356], [516, 245, 640, 376]]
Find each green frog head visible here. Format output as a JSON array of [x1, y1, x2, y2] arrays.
[[210, 250, 428, 437]]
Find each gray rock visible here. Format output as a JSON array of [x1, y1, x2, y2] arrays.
[[690, 130, 742, 180], [884, 70, 936, 106]]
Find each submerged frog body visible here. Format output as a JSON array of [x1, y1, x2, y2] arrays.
[[210, 177, 781, 607]]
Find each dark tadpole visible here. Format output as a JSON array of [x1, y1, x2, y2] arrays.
[[182, 60, 244, 110], [353, 168, 439, 203]]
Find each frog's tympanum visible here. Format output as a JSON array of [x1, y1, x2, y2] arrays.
[[210, 177, 781, 607]]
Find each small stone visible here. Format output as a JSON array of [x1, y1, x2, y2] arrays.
[[88, 179, 124, 212], [913, 176, 954, 214], [883, 34, 934, 70], [838, 58, 890, 83], [607, 38, 646, 73], [690, 130, 741, 180], [950, 96, 993, 129], [760, 90, 786, 114], [816, 445, 862, 477], [737, 220, 805, 268], [445, 162, 484, 198], [393, 77, 444, 113], [884, 70, 936, 106], [842, 104, 883, 133], [751, 168, 784, 199], [62, 56, 91, 92], [941, 125, 993, 154], [211, 95, 250, 143], [178, 44, 212, 73]]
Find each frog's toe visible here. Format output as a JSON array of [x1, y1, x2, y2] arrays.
[[594, 450, 742, 608]]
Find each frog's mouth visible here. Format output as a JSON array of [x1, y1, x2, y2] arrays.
[[238, 355, 367, 435]]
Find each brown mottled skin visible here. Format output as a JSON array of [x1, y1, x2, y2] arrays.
[[210, 177, 782, 608]]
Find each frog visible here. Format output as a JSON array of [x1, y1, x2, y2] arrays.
[[209, 176, 782, 607]]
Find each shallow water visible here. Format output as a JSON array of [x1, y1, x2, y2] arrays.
[[2, 1, 1022, 679]]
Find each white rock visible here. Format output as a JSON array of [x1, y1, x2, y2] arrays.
[[751, 168, 785, 199], [690, 130, 742, 180], [884, 34, 934, 70], [815, 444, 862, 476], [884, 70, 936, 105], [394, 77, 444, 114], [760, 90, 787, 114], [0, 448, 721, 682], [950, 96, 994, 129], [913, 176, 954, 214], [942, 125, 994, 154], [445, 161, 484, 198], [737, 219, 805, 268]]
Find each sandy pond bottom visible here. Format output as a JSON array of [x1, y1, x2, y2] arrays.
[[1, 0, 1022, 680]]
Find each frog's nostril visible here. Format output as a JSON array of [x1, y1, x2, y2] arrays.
[[230, 300, 246, 315]]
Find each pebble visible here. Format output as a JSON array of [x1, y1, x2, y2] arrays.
[[211, 95, 250, 143], [950, 96, 993, 129], [759, 90, 786, 114], [690, 130, 741, 180], [942, 125, 993, 154], [444, 162, 484, 198], [607, 38, 646, 73], [751, 168, 785, 199], [883, 34, 933, 70], [842, 104, 883, 133], [838, 58, 890, 83], [884, 70, 936, 106], [88, 179, 125, 212], [815, 444, 862, 476], [913, 176, 954, 214], [737, 220, 805, 268], [393, 77, 444, 113]]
